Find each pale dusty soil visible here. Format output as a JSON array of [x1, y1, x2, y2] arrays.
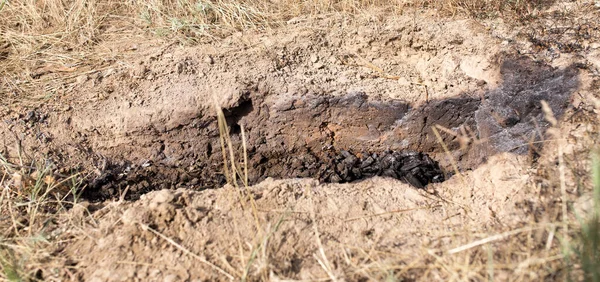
[[1, 2, 600, 281]]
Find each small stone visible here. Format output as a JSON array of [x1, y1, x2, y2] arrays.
[[310, 54, 319, 63], [163, 274, 179, 282], [422, 237, 431, 246], [204, 56, 214, 64], [151, 190, 175, 204], [397, 76, 411, 86], [103, 68, 115, 77], [121, 208, 140, 225], [149, 269, 161, 277], [329, 173, 342, 183], [76, 75, 87, 84]]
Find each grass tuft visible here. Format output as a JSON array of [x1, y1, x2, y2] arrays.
[[570, 153, 600, 281], [0, 152, 83, 281]]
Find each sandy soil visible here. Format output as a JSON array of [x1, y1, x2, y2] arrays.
[[1, 2, 600, 281]]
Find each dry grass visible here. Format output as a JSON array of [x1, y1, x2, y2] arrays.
[[0, 0, 551, 98], [0, 153, 85, 280], [419, 0, 554, 19]]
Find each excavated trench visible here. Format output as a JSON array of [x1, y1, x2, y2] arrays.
[[79, 55, 579, 201]]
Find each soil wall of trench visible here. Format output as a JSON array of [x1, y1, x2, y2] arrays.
[[79, 55, 579, 200], [0, 18, 582, 201]]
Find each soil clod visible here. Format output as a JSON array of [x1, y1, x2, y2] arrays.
[[321, 150, 445, 188]]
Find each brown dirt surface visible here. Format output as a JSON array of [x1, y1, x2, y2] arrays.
[[2, 1, 600, 281]]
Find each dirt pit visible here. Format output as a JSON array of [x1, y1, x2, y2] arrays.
[[0, 10, 583, 202], [1, 4, 599, 280], [8, 53, 579, 202], [72, 51, 578, 201]]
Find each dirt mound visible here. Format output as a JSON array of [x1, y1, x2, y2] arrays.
[[66, 152, 532, 281]]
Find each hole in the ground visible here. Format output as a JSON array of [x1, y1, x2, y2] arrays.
[[206, 143, 212, 157], [225, 97, 253, 128], [78, 54, 580, 201], [230, 123, 241, 135]]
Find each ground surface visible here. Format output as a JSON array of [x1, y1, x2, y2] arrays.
[[1, 1, 600, 281]]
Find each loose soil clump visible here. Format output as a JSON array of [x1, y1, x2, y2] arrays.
[[321, 150, 445, 187]]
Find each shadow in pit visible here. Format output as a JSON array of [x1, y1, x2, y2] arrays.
[[240, 54, 580, 187], [80, 53, 580, 201]]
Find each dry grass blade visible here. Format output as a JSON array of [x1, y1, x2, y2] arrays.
[[212, 92, 272, 280], [344, 204, 442, 222], [431, 125, 464, 184], [212, 95, 261, 230], [352, 52, 401, 80], [140, 223, 234, 280], [447, 225, 553, 255], [214, 98, 233, 184], [542, 100, 569, 244], [241, 123, 249, 187]]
